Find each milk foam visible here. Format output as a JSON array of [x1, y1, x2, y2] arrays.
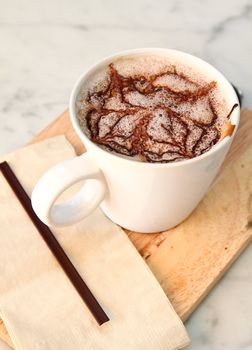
[[76, 54, 234, 162]]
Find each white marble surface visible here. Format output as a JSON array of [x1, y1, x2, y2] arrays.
[[0, 0, 251, 348]]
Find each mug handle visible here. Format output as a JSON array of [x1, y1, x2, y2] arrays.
[[31, 153, 107, 226]]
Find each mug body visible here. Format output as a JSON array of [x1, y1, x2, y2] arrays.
[[69, 48, 240, 232], [84, 140, 230, 232]]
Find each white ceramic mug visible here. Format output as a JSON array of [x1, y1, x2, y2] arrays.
[[32, 48, 240, 233]]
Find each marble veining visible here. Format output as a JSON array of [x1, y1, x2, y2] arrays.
[[0, 0, 251, 349]]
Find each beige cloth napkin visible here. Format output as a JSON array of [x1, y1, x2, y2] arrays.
[[0, 339, 11, 350], [0, 136, 189, 350]]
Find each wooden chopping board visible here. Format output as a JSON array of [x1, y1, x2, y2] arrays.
[[1, 109, 252, 348]]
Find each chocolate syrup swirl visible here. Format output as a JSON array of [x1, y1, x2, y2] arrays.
[[82, 64, 238, 162]]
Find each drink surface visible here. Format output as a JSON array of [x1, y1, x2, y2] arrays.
[[76, 54, 236, 162]]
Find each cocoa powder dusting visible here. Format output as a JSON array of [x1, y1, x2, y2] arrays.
[[80, 63, 238, 162]]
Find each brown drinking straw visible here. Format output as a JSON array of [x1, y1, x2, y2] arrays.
[[0, 161, 109, 326]]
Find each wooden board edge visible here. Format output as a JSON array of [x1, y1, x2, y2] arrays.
[[182, 234, 252, 321]]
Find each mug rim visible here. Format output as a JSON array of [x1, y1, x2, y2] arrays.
[[69, 47, 240, 168]]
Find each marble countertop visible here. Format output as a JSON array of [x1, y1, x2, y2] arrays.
[[0, 0, 251, 348]]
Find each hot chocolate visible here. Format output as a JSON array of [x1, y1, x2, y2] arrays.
[[76, 55, 238, 162]]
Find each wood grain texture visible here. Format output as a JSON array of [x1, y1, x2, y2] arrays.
[[1, 109, 252, 348]]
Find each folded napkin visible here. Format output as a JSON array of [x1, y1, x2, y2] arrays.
[[0, 339, 11, 350], [0, 136, 189, 350]]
